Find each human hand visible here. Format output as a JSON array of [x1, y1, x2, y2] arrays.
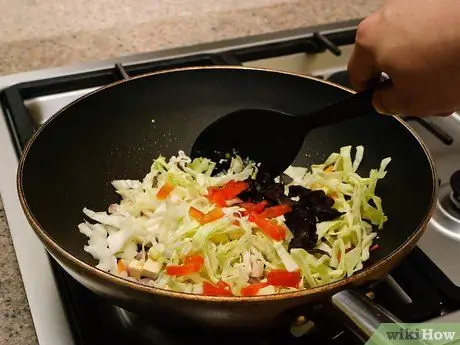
[[348, 0, 460, 117]]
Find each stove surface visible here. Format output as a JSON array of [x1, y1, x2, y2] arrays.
[[1, 19, 460, 345]]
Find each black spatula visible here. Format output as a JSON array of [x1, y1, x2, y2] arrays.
[[191, 80, 391, 176]]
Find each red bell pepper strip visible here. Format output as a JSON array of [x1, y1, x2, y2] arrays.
[[189, 206, 224, 225], [117, 259, 128, 273], [189, 207, 205, 220], [220, 180, 249, 199], [207, 180, 249, 207], [184, 255, 205, 265], [166, 254, 204, 276], [199, 207, 224, 225], [267, 270, 301, 288], [248, 212, 286, 241], [203, 280, 233, 296], [156, 181, 175, 200], [239, 200, 268, 215], [260, 205, 292, 219], [369, 244, 380, 252], [240, 282, 269, 296], [206, 188, 227, 207]]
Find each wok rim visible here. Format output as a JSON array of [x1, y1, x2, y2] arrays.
[[16, 65, 439, 303]]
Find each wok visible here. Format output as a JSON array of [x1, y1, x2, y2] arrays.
[[17, 66, 437, 340]]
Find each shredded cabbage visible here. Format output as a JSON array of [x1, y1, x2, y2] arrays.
[[79, 147, 390, 296]]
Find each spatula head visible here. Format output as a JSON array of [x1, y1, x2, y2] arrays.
[[190, 108, 305, 176]]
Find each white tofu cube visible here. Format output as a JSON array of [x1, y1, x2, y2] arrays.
[[127, 259, 144, 280], [141, 258, 162, 279], [192, 284, 204, 295], [257, 285, 276, 295]]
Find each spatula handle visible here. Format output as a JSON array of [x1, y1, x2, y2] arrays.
[[303, 78, 393, 129]]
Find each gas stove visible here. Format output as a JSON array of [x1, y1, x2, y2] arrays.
[[1, 19, 460, 345]]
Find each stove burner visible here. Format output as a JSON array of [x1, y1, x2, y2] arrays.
[[430, 178, 460, 241]]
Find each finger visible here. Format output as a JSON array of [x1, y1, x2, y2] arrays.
[[374, 89, 456, 117], [347, 44, 381, 91], [372, 84, 405, 116], [433, 111, 454, 117], [373, 87, 443, 117]]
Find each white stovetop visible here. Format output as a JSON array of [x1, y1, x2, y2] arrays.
[[0, 98, 73, 344]]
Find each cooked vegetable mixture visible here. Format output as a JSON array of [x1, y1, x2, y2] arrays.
[[79, 146, 391, 296]]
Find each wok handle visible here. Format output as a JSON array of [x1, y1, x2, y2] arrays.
[[330, 290, 416, 344]]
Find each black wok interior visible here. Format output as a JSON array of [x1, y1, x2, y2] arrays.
[[20, 67, 436, 273]]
